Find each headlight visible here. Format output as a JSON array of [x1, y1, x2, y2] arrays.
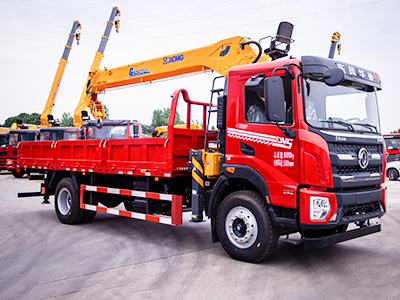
[[310, 196, 330, 220]]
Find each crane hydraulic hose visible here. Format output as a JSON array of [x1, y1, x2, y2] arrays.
[[239, 40, 262, 64]]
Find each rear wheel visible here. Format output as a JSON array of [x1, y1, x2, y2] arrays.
[[80, 210, 97, 223], [216, 190, 279, 263], [80, 191, 97, 223], [55, 178, 84, 224], [387, 168, 399, 181]]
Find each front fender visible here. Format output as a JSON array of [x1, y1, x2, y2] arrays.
[[207, 164, 270, 216]]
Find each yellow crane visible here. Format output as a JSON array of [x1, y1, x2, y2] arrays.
[[40, 20, 81, 127], [73, 6, 120, 127]]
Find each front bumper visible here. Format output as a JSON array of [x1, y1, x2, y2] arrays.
[[6, 159, 16, 170], [299, 186, 385, 230], [303, 222, 381, 249]]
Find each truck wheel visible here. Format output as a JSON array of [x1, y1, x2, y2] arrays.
[[387, 168, 399, 181], [12, 169, 24, 178], [80, 210, 97, 223], [80, 193, 98, 223], [216, 190, 279, 263], [55, 178, 84, 224]]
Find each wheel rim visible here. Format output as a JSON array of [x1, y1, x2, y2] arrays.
[[225, 206, 258, 249], [58, 187, 72, 215], [388, 169, 397, 180]]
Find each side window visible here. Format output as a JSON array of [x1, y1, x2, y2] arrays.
[[245, 75, 293, 125], [10, 134, 18, 145], [130, 124, 140, 138], [40, 132, 48, 141]]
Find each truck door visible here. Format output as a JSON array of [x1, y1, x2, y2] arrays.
[[230, 73, 299, 209]]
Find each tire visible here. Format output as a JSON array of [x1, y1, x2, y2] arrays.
[[387, 168, 399, 181], [80, 210, 97, 223], [216, 190, 279, 263], [12, 169, 24, 178], [55, 178, 84, 224], [80, 191, 98, 223]]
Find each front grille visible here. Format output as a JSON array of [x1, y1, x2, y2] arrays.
[[336, 165, 380, 175], [342, 201, 381, 221], [329, 142, 383, 189], [387, 154, 400, 162], [331, 144, 380, 154]]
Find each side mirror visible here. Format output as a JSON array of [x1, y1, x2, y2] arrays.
[[81, 110, 90, 121], [47, 114, 55, 124], [323, 67, 345, 86], [264, 77, 286, 122]]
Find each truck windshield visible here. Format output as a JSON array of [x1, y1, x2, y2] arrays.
[[384, 135, 400, 150], [86, 125, 127, 139], [0, 134, 6, 146], [40, 130, 78, 141], [304, 79, 380, 134], [9, 132, 36, 145]]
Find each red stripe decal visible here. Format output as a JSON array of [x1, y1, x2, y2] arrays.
[[119, 210, 131, 218], [98, 187, 108, 193], [146, 215, 159, 223], [120, 189, 131, 196], [97, 207, 107, 214]]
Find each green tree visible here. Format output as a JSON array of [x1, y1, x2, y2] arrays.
[[60, 112, 73, 127], [150, 108, 184, 129], [104, 105, 110, 120], [2, 112, 40, 127]]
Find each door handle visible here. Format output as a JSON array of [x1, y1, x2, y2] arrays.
[[240, 142, 255, 156]]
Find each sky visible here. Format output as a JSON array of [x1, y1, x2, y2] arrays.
[[0, 0, 399, 133]]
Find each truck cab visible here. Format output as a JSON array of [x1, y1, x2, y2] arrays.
[[79, 120, 142, 139], [209, 55, 385, 259], [383, 133, 400, 162], [39, 127, 79, 141], [6, 129, 39, 177], [0, 132, 8, 171]]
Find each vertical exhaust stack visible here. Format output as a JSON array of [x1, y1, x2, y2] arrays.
[[264, 22, 294, 61]]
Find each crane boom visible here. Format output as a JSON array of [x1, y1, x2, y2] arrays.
[[40, 20, 81, 127], [73, 6, 120, 127], [93, 36, 270, 91], [76, 35, 270, 126]]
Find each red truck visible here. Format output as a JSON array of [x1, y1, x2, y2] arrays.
[[0, 132, 8, 171], [17, 30, 386, 262], [384, 133, 400, 162], [7, 129, 39, 177]]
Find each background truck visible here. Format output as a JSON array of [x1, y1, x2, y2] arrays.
[[0, 130, 8, 171], [384, 133, 400, 162], [7, 128, 39, 177], [18, 22, 386, 263]]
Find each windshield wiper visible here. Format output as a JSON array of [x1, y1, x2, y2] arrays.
[[319, 118, 356, 132], [353, 122, 378, 134]]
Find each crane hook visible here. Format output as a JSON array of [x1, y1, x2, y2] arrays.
[[96, 118, 103, 129]]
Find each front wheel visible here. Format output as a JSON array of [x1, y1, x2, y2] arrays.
[[387, 168, 399, 181], [216, 190, 279, 263]]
